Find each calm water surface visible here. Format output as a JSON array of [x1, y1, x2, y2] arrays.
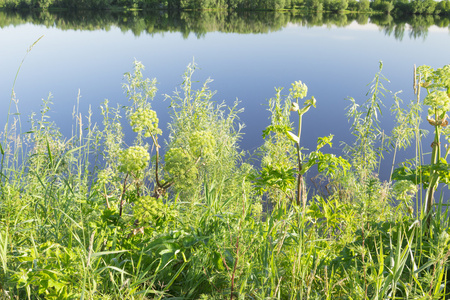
[[1, 12, 450, 180]]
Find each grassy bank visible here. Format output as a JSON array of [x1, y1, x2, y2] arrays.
[[1, 45, 450, 298]]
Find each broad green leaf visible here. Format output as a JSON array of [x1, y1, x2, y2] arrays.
[[250, 165, 296, 194], [392, 165, 431, 187], [393, 161, 450, 188]]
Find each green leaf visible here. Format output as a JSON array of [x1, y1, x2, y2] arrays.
[[96, 266, 131, 276], [317, 134, 334, 150], [392, 161, 450, 188], [430, 161, 450, 185], [250, 165, 296, 194], [391, 165, 431, 188], [262, 124, 291, 139], [46, 137, 53, 166], [302, 148, 350, 176], [317, 154, 351, 176], [91, 250, 129, 257], [212, 252, 224, 271]]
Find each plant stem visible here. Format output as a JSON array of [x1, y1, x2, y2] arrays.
[[390, 142, 398, 180], [296, 143, 303, 208], [119, 173, 129, 217], [150, 133, 162, 188], [230, 235, 239, 300], [230, 187, 247, 300], [425, 124, 440, 227], [296, 113, 304, 209]]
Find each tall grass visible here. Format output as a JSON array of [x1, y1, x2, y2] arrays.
[[1, 51, 450, 299]]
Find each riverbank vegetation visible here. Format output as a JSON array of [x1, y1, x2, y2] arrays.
[[1, 0, 450, 16], [1, 10, 449, 40], [2, 37, 450, 298]]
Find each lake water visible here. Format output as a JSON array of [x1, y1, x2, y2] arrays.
[[1, 11, 450, 180]]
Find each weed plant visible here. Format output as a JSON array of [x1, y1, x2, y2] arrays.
[[1, 42, 450, 299]]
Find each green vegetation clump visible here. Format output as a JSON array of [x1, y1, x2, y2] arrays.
[[2, 47, 450, 298]]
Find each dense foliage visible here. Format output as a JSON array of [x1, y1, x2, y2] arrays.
[[2, 43, 450, 298], [1, 0, 450, 16]]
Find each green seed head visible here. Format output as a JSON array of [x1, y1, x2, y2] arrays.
[[129, 108, 161, 137], [189, 130, 216, 158], [424, 91, 450, 116], [119, 146, 150, 174]]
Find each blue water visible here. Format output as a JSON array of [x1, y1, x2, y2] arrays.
[[1, 17, 450, 181]]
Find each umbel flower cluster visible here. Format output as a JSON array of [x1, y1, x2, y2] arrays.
[[133, 196, 167, 225], [119, 146, 150, 174], [189, 130, 216, 158], [418, 65, 450, 118], [165, 147, 197, 181], [424, 91, 450, 117], [289, 80, 308, 100], [97, 167, 114, 187], [129, 107, 161, 137]]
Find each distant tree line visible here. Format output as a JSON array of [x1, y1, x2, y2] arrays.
[[0, 0, 294, 10], [1, 0, 450, 16]]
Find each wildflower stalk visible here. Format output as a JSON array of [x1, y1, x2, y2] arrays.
[[416, 64, 450, 227], [425, 115, 441, 224], [296, 142, 303, 207], [414, 66, 424, 220], [149, 131, 173, 198], [288, 81, 316, 209], [119, 174, 129, 217]]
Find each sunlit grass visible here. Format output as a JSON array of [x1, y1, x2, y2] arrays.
[[1, 39, 450, 298]]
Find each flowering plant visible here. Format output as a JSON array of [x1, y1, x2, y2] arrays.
[[119, 146, 150, 175], [129, 107, 162, 137], [189, 130, 216, 158]]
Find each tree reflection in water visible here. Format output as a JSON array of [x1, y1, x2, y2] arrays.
[[0, 10, 449, 40]]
